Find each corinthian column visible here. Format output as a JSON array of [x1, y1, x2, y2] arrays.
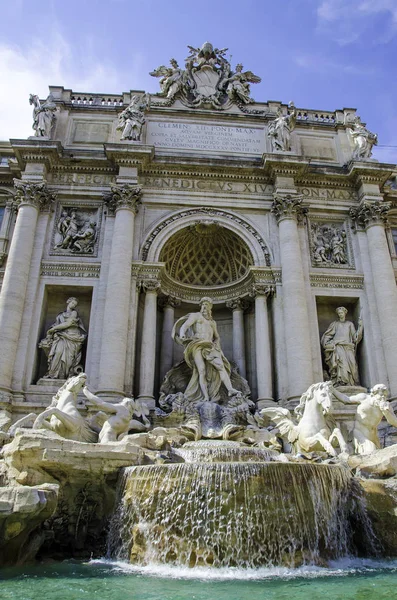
[[97, 184, 141, 395], [159, 295, 180, 381], [350, 199, 397, 395], [272, 194, 313, 400], [138, 280, 161, 407], [226, 298, 248, 378], [251, 285, 274, 406], [0, 180, 56, 392]]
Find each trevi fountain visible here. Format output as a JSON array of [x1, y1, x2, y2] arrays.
[[1, 41, 397, 599]]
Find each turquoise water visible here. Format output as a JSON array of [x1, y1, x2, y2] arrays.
[[1, 559, 397, 600]]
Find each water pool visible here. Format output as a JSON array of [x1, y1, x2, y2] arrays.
[[1, 559, 397, 600]]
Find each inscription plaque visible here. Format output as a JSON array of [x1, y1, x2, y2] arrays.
[[147, 121, 265, 154]]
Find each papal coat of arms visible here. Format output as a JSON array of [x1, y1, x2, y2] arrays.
[[150, 41, 261, 110]]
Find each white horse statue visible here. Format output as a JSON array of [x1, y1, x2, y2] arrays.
[[261, 381, 348, 457], [33, 373, 97, 442]]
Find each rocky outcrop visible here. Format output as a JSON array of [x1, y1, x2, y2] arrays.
[[348, 445, 397, 478], [359, 479, 397, 557], [0, 483, 58, 566], [1, 429, 146, 561]]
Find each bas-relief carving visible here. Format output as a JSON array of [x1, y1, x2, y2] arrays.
[[262, 382, 348, 457], [310, 223, 349, 267], [267, 102, 296, 152], [321, 307, 363, 388], [29, 93, 56, 138], [150, 41, 261, 111], [53, 207, 99, 255], [116, 93, 150, 141], [39, 297, 87, 380]]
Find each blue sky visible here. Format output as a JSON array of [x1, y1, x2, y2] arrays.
[[1, 0, 397, 163]]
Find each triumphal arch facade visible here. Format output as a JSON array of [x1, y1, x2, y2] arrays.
[[1, 42, 397, 430]]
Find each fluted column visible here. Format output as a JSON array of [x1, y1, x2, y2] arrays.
[[350, 199, 397, 395], [0, 180, 56, 392], [272, 194, 313, 400], [251, 285, 274, 405], [0, 198, 17, 267], [98, 184, 141, 395], [138, 280, 160, 407], [159, 295, 180, 381], [226, 298, 248, 378]]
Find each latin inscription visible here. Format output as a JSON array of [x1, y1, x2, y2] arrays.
[[147, 121, 265, 154], [48, 173, 116, 186], [143, 177, 273, 195], [299, 187, 356, 200]]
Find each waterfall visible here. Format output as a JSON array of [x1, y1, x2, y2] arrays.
[[108, 441, 374, 568]]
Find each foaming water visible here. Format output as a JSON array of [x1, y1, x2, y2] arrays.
[[174, 440, 279, 463]]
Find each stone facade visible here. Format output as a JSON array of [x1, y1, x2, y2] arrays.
[[0, 41, 397, 431]]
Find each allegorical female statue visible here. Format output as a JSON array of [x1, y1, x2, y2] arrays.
[[39, 297, 87, 379], [321, 306, 363, 387]]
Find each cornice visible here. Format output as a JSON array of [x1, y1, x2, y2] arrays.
[[40, 261, 101, 278], [104, 143, 154, 168], [10, 139, 63, 171]]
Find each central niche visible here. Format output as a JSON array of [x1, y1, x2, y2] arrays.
[[159, 221, 253, 286]]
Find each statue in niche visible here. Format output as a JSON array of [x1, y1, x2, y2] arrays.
[[39, 297, 87, 380], [150, 58, 187, 100], [262, 381, 348, 457], [222, 63, 261, 105], [332, 384, 397, 455], [321, 307, 363, 387], [268, 102, 297, 152], [117, 93, 150, 141], [70, 220, 97, 253], [311, 224, 348, 266], [350, 117, 378, 160], [83, 387, 151, 443], [172, 297, 239, 403], [29, 93, 56, 138], [32, 373, 97, 442]]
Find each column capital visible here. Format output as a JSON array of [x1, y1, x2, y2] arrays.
[[271, 194, 308, 224], [226, 298, 250, 311], [104, 183, 142, 214], [350, 199, 391, 231], [13, 179, 56, 212], [250, 284, 276, 298], [141, 279, 161, 294], [158, 294, 181, 309]]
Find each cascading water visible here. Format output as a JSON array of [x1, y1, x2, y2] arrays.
[[108, 441, 375, 568]]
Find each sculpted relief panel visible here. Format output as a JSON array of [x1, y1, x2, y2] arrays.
[[309, 222, 351, 268], [51, 204, 102, 256]]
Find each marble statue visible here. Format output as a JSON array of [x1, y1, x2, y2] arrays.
[[150, 59, 186, 100], [321, 307, 363, 387], [56, 209, 79, 249], [39, 297, 87, 380], [223, 63, 261, 105], [332, 384, 397, 455], [350, 117, 378, 160], [29, 93, 56, 138], [117, 94, 149, 141], [172, 297, 239, 403], [83, 387, 150, 443], [262, 381, 348, 456], [33, 373, 97, 442], [268, 102, 297, 152], [70, 220, 97, 253]]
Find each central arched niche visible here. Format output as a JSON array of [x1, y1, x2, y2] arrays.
[[159, 221, 254, 286]]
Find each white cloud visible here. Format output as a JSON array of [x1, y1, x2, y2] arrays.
[[0, 31, 144, 141], [316, 0, 397, 44], [294, 53, 371, 75]]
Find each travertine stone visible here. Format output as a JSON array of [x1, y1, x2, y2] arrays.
[[138, 280, 161, 407], [98, 184, 141, 394], [226, 298, 249, 378], [159, 296, 180, 381], [250, 285, 274, 403], [272, 190, 313, 400]]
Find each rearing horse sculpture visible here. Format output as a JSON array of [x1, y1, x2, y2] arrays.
[[261, 381, 348, 457], [33, 373, 97, 442]]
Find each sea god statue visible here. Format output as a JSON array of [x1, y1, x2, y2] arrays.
[[39, 297, 87, 379], [172, 297, 239, 403]]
